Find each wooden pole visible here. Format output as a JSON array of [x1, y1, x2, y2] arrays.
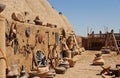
[[112, 32, 120, 54], [0, 15, 6, 78]]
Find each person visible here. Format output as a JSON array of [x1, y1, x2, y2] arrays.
[[48, 43, 59, 68]]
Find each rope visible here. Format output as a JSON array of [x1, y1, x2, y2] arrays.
[[0, 48, 9, 69]]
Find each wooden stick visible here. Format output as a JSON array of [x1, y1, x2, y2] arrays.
[[0, 15, 6, 78]]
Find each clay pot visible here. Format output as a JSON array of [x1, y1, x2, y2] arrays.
[[93, 56, 105, 65], [55, 67, 66, 74], [0, 3, 6, 13], [59, 60, 70, 69]]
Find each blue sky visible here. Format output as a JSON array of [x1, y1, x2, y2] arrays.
[[48, 0, 120, 37]]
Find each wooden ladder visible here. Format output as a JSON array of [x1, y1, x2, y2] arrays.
[[111, 33, 120, 54]]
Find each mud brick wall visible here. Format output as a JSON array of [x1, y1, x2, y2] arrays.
[[6, 22, 60, 73]]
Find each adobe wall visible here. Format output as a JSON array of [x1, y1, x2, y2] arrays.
[[6, 21, 61, 73]]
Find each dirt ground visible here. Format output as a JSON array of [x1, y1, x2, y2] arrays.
[[55, 50, 120, 78]]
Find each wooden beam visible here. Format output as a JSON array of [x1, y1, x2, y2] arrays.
[[0, 15, 6, 78], [112, 33, 120, 54]]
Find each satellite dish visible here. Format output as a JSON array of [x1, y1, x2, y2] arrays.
[[0, 3, 6, 13]]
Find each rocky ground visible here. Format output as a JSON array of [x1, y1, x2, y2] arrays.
[[55, 50, 120, 78]]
